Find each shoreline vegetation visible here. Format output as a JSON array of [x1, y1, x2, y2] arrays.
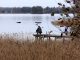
[[0, 34, 80, 60], [0, 6, 72, 14]]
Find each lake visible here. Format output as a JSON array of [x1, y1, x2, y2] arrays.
[[0, 14, 73, 39]]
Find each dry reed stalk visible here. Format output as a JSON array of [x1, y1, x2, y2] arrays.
[[0, 35, 79, 60]]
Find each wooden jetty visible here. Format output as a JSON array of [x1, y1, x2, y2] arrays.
[[33, 34, 71, 42]]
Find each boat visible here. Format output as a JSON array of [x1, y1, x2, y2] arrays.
[[16, 22, 21, 23], [35, 22, 42, 23]]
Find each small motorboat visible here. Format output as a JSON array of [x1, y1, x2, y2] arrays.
[[35, 22, 42, 23], [16, 22, 21, 23]]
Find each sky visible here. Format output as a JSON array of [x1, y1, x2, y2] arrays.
[[0, 0, 70, 7]]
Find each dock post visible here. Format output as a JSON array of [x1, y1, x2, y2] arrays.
[[49, 37, 50, 40], [35, 36, 38, 40], [63, 37, 65, 43], [55, 37, 56, 41]]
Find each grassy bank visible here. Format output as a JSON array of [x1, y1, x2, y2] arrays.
[[0, 36, 80, 60]]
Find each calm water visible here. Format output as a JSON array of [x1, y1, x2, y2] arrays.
[[0, 14, 73, 38]]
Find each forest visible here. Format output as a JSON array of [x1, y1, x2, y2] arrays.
[[0, 6, 72, 14]]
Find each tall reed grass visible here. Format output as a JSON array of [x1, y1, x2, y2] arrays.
[[0, 34, 80, 60]]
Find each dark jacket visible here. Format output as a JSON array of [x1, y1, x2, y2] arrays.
[[36, 26, 42, 34]]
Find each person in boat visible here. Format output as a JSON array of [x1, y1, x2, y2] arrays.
[[61, 27, 68, 37], [64, 27, 68, 35], [36, 26, 42, 34]]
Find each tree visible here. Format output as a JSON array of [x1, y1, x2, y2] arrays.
[[52, 0, 80, 40], [43, 7, 51, 13], [32, 6, 43, 14], [21, 7, 31, 13]]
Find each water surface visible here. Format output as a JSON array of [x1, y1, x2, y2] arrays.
[[0, 14, 73, 38]]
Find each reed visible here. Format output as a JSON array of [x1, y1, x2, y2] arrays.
[[0, 34, 79, 60]]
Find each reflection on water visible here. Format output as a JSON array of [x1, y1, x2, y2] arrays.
[[0, 14, 74, 38]]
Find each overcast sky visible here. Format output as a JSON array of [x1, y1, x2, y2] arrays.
[[0, 0, 70, 7]]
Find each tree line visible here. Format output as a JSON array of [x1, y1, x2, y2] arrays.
[[0, 6, 72, 14]]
